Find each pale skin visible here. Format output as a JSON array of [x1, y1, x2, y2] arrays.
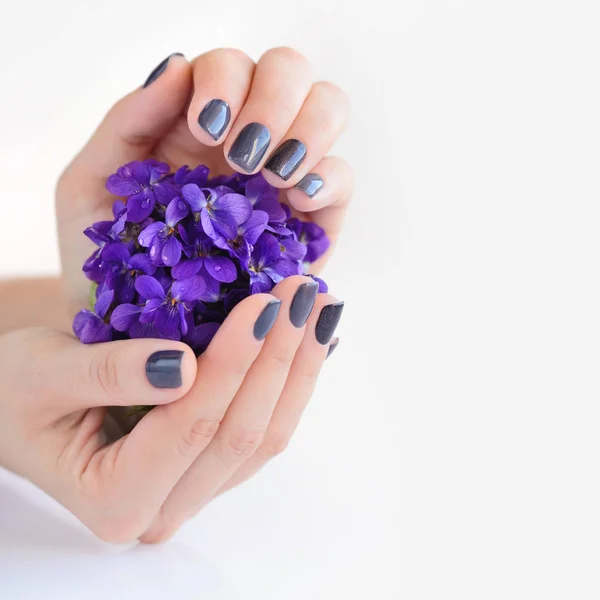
[[0, 48, 352, 544]]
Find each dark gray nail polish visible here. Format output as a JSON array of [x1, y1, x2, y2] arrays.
[[295, 173, 324, 198], [326, 338, 339, 358], [315, 302, 344, 345], [254, 300, 282, 340], [198, 99, 230, 141], [265, 139, 307, 181], [289, 282, 319, 328], [228, 122, 271, 172], [146, 350, 184, 388], [143, 53, 184, 88]]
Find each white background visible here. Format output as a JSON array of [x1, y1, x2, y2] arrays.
[[1, 0, 599, 598]]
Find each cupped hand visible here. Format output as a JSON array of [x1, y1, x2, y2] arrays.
[[0, 276, 343, 543], [57, 48, 352, 316]]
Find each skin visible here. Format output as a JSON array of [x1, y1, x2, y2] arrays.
[[0, 48, 353, 544]]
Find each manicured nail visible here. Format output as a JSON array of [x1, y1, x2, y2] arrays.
[[228, 122, 271, 172], [254, 300, 282, 340], [146, 350, 184, 388], [198, 99, 231, 141], [315, 302, 344, 345], [143, 53, 184, 88], [265, 139, 307, 181], [295, 173, 324, 198], [289, 281, 319, 328], [327, 337, 340, 358]]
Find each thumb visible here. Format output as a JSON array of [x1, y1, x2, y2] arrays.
[[3, 329, 197, 410]]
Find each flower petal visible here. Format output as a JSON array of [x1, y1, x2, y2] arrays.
[[204, 255, 237, 283], [128, 253, 156, 275], [250, 271, 274, 294], [244, 174, 279, 205], [135, 274, 165, 299], [165, 197, 189, 228], [110, 303, 142, 331], [140, 298, 163, 323], [138, 222, 165, 247], [197, 275, 221, 302], [73, 310, 113, 344], [154, 305, 182, 339], [161, 236, 182, 266], [182, 183, 208, 213], [213, 193, 252, 225], [95, 289, 115, 318], [172, 257, 203, 280], [264, 259, 301, 283], [280, 238, 307, 262], [172, 276, 206, 302], [101, 242, 130, 265], [127, 189, 156, 223], [184, 322, 220, 353], [241, 210, 269, 245], [252, 233, 281, 266]]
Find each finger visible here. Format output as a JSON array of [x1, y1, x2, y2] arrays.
[[58, 53, 191, 207], [140, 276, 319, 543], [216, 294, 344, 494], [187, 48, 255, 145], [262, 81, 350, 186], [95, 294, 280, 537], [19, 333, 197, 410], [285, 156, 354, 272], [57, 53, 192, 309], [224, 47, 313, 174]]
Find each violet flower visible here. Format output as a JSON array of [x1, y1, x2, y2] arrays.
[[248, 233, 300, 294], [73, 289, 114, 344], [106, 159, 179, 222]]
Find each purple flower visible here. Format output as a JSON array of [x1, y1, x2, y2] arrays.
[[181, 184, 252, 241], [138, 197, 189, 266], [101, 242, 156, 302], [73, 289, 114, 343], [184, 321, 220, 354], [213, 210, 269, 266], [111, 275, 205, 340], [83, 220, 115, 283], [248, 233, 300, 294], [288, 218, 330, 263], [245, 175, 291, 236], [172, 228, 237, 283], [106, 160, 179, 222]]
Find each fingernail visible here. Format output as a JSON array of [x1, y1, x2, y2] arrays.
[[146, 350, 184, 388], [143, 53, 184, 88], [289, 281, 319, 328], [198, 99, 231, 141], [315, 302, 344, 345], [254, 300, 282, 340], [265, 139, 307, 181], [295, 173, 324, 198], [327, 337, 340, 358], [228, 122, 271, 172]]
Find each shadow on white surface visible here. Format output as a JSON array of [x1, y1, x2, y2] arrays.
[[0, 471, 236, 600]]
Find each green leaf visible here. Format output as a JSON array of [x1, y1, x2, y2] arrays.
[[89, 282, 98, 311]]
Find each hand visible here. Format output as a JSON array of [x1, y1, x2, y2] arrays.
[[0, 276, 342, 543], [57, 48, 353, 316]]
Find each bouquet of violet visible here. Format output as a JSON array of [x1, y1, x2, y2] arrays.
[[73, 160, 329, 363]]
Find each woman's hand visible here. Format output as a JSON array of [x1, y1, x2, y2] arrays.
[[0, 276, 342, 543], [57, 48, 352, 316]]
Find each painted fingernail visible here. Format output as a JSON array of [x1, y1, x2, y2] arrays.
[[254, 300, 282, 340], [327, 337, 340, 358], [295, 173, 324, 198], [228, 122, 271, 172], [265, 139, 307, 181], [315, 302, 344, 345], [289, 281, 319, 328], [146, 350, 184, 388], [198, 99, 231, 141], [143, 53, 184, 88]]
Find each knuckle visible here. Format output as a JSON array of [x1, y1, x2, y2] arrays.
[[224, 428, 266, 461], [90, 350, 123, 399], [261, 433, 290, 458], [265, 46, 309, 69], [315, 80, 349, 108], [211, 47, 253, 68], [177, 418, 222, 459]]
